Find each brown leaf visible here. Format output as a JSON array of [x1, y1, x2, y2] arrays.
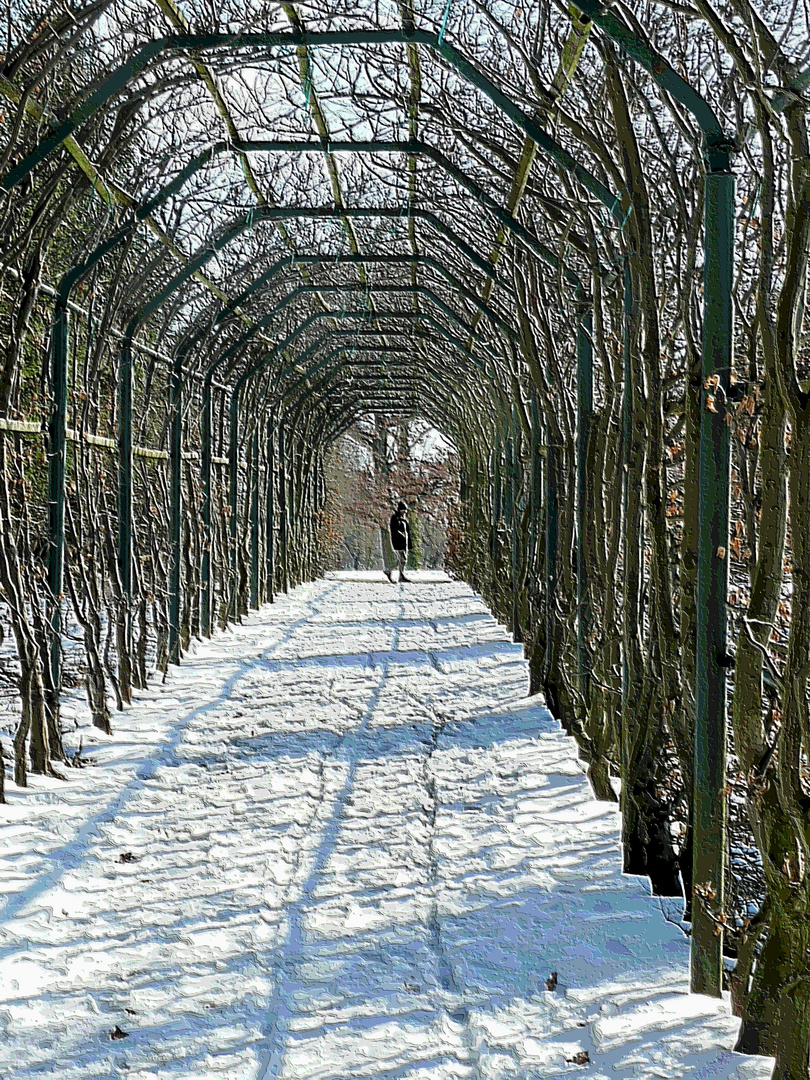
[[567, 1051, 590, 1065]]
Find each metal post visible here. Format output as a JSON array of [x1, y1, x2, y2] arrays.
[[319, 453, 325, 512], [201, 382, 213, 636], [576, 307, 594, 703], [303, 455, 313, 580], [117, 338, 133, 650], [229, 390, 240, 619], [279, 423, 289, 593], [621, 255, 634, 851], [266, 414, 275, 603], [250, 424, 260, 608], [47, 297, 69, 697], [691, 163, 734, 997], [308, 452, 317, 580], [306, 458, 315, 579], [504, 428, 513, 536], [492, 434, 502, 564], [168, 349, 183, 663], [545, 429, 558, 685], [530, 392, 542, 635], [510, 402, 522, 642]]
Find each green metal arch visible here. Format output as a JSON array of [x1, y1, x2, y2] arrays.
[[2, 29, 625, 222]]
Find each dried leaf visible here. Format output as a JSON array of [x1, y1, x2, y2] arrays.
[[567, 1051, 590, 1065]]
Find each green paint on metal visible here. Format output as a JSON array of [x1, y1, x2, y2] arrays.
[[250, 424, 260, 608], [577, 307, 593, 702], [492, 434, 502, 565], [692, 170, 734, 998], [47, 300, 69, 695], [168, 348, 183, 664], [2, 31, 626, 225], [545, 428, 558, 691], [279, 424, 289, 594], [529, 391, 542, 636], [510, 400, 522, 643], [238, 140, 595, 287], [572, 1, 725, 151], [201, 378, 214, 636], [266, 413, 275, 604], [229, 389, 240, 618], [117, 338, 133, 622], [218, 248, 513, 333]]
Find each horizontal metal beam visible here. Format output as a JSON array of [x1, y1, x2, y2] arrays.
[[229, 139, 586, 289], [1, 30, 623, 223], [211, 251, 514, 337]]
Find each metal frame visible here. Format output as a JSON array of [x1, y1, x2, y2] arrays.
[[18, 12, 735, 993]]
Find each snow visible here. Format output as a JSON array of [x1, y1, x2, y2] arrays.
[[0, 574, 773, 1079]]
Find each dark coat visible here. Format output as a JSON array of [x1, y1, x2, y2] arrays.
[[389, 511, 410, 551]]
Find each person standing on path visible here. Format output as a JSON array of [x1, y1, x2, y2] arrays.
[[385, 501, 411, 583]]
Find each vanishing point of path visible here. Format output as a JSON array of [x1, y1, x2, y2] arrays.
[[0, 574, 771, 1080]]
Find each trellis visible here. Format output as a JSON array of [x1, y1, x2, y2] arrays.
[[2, 1, 809, 1073]]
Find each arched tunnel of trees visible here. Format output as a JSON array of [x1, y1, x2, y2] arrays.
[[0, 0, 809, 1074]]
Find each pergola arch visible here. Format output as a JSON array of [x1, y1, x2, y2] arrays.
[[0, 0, 769, 1015]]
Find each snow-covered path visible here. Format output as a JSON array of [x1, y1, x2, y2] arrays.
[[0, 575, 771, 1080]]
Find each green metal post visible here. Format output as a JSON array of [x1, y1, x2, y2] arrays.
[[504, 430, 513, 530], [201, 382, 213, 636], [266, 414, 275, 603], [319, 449, 327, 575], [168, 349, 183, 663], [510, 402, 522, 643], [621, 255, 634, 857], [310, 453, 321, 577], [117, 338, 133, 649], [279, 424, 289, 593], [692, 164, 734, 997], [307, 453, 316, 581], [544, 429, 558, 688], [530, 392, 542, 635], [492, 434, 502, 564], [229, 390, 240, 619], [303, 457, 313, 580], [47, 297, 69, 698], [576, 308, 594, 702], [250, 424, 260, 608]]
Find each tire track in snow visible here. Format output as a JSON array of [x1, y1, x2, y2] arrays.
[[422, 701, 485, 1080], [256, 587, 405, 1080], [259, 581, 490, 1080]]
